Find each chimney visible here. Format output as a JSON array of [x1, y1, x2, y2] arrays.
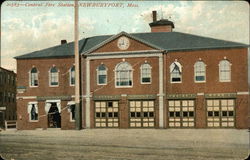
[[152, 10, 157, 22], [149, 11, 175, 33], [61, 40, 67, 44]]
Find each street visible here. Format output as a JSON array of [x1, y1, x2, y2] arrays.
[[0, 129, 249, 160]]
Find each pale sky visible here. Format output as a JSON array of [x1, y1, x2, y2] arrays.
[[1, 1, 249, 77]]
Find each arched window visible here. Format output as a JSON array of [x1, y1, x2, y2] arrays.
[[30, 67, 38, 87], [115, 62, 132, 87], [170, 61, 182, 83], [141, 63, 152, 83], [194, 61, 206, 82], [97, 64, 107, 85], [49, 66, 59, 86], [219, 60, 231, 82], [69, 66, 75, 86]]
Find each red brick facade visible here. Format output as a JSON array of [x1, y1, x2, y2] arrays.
[[16, 29, 249, 130], [16, 57, 76, 129]]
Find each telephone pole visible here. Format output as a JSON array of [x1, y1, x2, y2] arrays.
[[74, 0, 81, 130]]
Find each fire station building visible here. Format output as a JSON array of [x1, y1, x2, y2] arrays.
[[15, 12, 249, 130]]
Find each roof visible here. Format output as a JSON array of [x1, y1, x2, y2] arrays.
[[0, 67, 16, 74], [149, 19, 175, 28], [15, 31, 248, 59]]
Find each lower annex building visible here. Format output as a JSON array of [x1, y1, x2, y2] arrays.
[[15, 11, 249, 129]]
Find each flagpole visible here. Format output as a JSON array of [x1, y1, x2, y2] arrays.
[[74, 0, 81, 130]]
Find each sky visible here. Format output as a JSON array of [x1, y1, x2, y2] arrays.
[[1, 1, 249, 78]]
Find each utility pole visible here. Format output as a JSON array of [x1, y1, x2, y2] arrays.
[[74, 0, 81, 130]]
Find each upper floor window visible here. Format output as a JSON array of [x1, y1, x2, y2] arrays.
[[28, 102, 38, 121], [219, 60, 231, 82], [70, 66, 75, 86], [170, 61, 182, 83], [115, 62, 133, 87], [194, 61, 206, 82], [30, 67, 38, 87], [97, 64, 107, 85], [141, 63, 152, 84], [49, 66, 59, 86]]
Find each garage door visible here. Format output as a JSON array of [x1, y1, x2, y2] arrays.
[[95, 101, 119, 128], [207, 99, 235, 127], [168, 100, 195, 128], [129, 100, 155, 128]]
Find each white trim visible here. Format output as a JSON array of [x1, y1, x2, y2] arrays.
[[96, 64, 108, 85], [159, 54, 164, 128], [86, 53, 163, 60], [194, 61, 206, 83], [170, 61, 182, 83], [197, 93, 205, 96], [86, 59, 91, 128], [219, 59, 231, 82], [45, 99, 61, 114], [28, 101, 39, 122], [67, 101, 76, 122], [29, 68, 39, 88], [83, 31, 162, 55], [114, 61, 133, 88], [140, 63, 152, 84], [69, 65, 75, 87], [237, 92, 249, 95], [49, 66, 59, 87], [17, 96, 37, 100]]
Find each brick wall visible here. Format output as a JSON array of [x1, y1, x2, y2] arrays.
[[16, 57, 76, 130]]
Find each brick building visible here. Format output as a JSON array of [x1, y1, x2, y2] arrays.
[[0, 67, 16, 128], [15, 12, 249, 130]]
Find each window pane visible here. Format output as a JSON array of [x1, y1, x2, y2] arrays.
[[97, 65, 107, 84], [141, 63, 151, 83], [70, 66, 75, 85], [115, 62, 132, 86]]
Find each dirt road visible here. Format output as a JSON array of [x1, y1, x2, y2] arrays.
[[0, 129, 249, 160]]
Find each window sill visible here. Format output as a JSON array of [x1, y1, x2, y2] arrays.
[[219, 80, 231, 83], [29, 120, 39, 122], [49, 85, 59, 87], [29, 86, 39, 88], [170, 82, 182, 84], [141, 82, 152, 84], [115, 86, 133, 88], [97, 84, 107, 86], [194, 81, 206, 83]]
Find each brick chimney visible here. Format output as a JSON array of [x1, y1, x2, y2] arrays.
[[61, 40, 67, 44], [149, 11, 175, 32]]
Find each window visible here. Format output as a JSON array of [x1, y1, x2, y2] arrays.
[[170, 61, 182, 83], [219, 60, 231, 82], [115, 62, 132, 87], [97, 64, 107, 85], [30, 67, 38, 87], [49, 66, 59, 86], [70, 104, 75, 121], [207, 99, 235, 127], [141, 63, 152, 83], [28, 102, 38, 121], [69, 66, 75, 86], [194, 61, 206, 82]]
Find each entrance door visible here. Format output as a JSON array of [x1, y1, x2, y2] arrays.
[[48, 103, 61, 128]]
